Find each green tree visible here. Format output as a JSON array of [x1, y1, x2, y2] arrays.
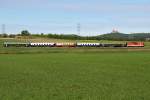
[[9, 34, 16, 38], [21, 30, 30, 36], [2, 33, 8, 38]]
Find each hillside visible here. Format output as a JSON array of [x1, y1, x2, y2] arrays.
[[98, 32, 150, 41]]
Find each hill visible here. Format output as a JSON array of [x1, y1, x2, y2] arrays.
[[98, 32, 150, 41]]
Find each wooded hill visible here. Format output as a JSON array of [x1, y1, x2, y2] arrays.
[[98, 32, 150, 41]]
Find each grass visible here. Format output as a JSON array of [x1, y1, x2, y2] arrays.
[[0, 52, 150, 100], [0, 38, 150, 99]]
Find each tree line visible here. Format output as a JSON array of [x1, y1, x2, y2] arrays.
[[0, 30, 150, 41]]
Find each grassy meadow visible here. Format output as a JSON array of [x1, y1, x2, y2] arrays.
[[0, 52, 150, 100], [0, 38, 150, 100]]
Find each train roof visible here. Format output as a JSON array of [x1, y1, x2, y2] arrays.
[[4, 42, 30, 44]]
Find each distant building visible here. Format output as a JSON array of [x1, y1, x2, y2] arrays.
[[111, 29, 119, 33]]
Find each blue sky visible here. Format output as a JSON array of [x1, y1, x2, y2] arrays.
[[0, 0, 150, 35]]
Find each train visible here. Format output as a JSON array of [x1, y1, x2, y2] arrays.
[[3, 42, 145, 47]]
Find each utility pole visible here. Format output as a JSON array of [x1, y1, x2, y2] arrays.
[[2, 24, 5, 34], [77, 23, 81, 36], [77, 23, 81, 42]]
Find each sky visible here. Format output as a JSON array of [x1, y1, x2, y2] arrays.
[[0, 0, 150, 36]]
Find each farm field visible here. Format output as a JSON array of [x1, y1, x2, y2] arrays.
[[0, 52, 150, 100]]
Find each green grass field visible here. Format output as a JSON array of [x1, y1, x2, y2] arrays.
[[0, 52, 150, 100], [0, 38, 150, 100]]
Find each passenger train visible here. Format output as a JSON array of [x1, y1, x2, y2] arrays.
[[3, 42, 145, 47]]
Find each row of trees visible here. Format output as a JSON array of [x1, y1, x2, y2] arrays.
[[0, 30, 31, 38], [0, 30, 150, 41]]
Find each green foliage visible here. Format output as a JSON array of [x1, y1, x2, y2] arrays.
[[9, 34, 16, 38], [46, 33, 150, 41], [21, 30, 31, 36], [47, 34, 80, 40], [99, 32, 150, 41], [0, 33, 8, 38], [99, 32, 129, 41]]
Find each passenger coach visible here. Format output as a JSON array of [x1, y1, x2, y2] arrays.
[[77, 43, 100, 47], [30, 43, 55, 47]]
